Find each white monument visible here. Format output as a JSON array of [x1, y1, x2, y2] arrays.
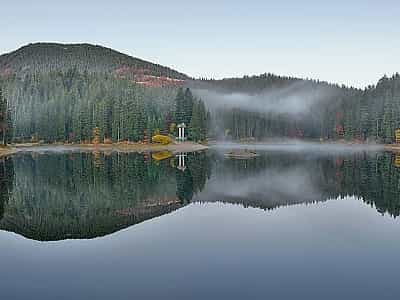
[[177, 123, 186, 141]]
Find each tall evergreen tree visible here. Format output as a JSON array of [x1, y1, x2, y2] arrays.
[[174, 88, 186, 125]]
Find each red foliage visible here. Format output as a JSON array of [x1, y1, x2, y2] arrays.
[[134, 74, 185, 88], [114, 66, 185, 87]]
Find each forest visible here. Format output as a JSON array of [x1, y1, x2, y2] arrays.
[[0, 72, 208, 144], [191, 73, 400, 143], [0, 43, 208, 144]]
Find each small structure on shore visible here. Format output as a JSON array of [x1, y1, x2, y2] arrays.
[[224, 149, 259, 159], [177, 123, 186, 142]]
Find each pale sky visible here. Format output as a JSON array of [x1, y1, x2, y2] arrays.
[[1, 0, 399, 88]]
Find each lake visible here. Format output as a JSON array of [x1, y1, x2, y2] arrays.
[[0, 145, 399, 299]]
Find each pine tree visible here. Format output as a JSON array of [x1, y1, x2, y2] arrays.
[[174, 88, 185, 125], [0, 87, 8, 145], [184, 88, 194, 125], [6, 103, 14, 144], [198, 100, 208, 141], [383, 90, 393, 143], [189, 100, 201, 141]]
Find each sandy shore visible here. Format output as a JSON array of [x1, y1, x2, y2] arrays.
[[0, 147, 17, 158], [14, 141, 209, 154]]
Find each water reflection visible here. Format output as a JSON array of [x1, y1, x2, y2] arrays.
[[0, 149, 400, 241], [0, 151, 209, 241], [0, 157, 14, 221], [199, 151, 400, 217]]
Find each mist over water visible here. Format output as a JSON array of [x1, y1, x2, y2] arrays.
[[211, 141, 384, 155]]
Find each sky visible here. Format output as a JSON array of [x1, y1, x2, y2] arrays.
[[1, 0, 399, 88]]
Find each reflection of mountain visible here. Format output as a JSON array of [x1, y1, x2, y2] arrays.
[[0, 152, 209, 241], [0, 196, 185, 241]]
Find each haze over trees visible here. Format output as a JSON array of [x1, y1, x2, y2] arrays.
[[191, 73, 400, 143]]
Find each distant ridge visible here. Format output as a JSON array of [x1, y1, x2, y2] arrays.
[[0, 42, 189, 82]]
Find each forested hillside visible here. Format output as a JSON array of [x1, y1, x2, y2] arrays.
[[2, 72, 208, 143], [191, 73, 400, 143], [0, 43, 208, 144], [0, 43, 188, 81]]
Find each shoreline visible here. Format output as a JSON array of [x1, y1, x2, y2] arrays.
[[3, 141, 400, 157], [13, 141, 209, 154], [0, 147, 17, 158], [383, 145, 400, 152]]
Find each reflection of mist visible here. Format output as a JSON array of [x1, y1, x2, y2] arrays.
[[196, 168, 321, 207], [193, 149, 380, 210], [194, 166, 324, 209]]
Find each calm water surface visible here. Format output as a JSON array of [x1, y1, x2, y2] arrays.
[[0, 146, 399, 299]]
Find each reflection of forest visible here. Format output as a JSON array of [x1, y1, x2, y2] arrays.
[[0, 150, 399, 241], [0, 157, 14, 221], [195, 151, 400, 218], [0, 152, 210, 241]]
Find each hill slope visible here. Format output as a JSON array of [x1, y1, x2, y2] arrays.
[[0, 43, 189, 84]]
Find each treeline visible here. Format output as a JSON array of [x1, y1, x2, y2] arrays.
[[193, 73, 400, 143], [174, 87, 209, 141], [341, 74, 400, 143], [1, 71, 208, 143]]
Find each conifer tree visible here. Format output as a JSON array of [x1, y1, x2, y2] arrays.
[[174, 88, 186, 125], [0, 87, 8, 145]]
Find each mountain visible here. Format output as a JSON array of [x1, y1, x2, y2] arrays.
[[0, 42, 189, 86]]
